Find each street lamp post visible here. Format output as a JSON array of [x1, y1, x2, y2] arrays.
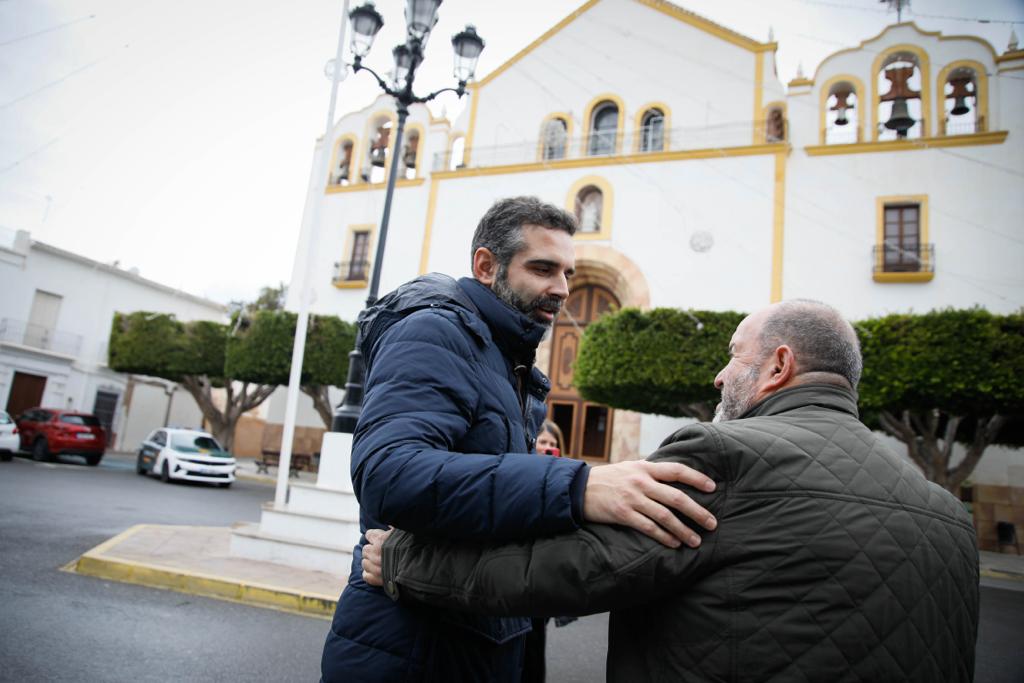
[[332, 0, 484, 433]]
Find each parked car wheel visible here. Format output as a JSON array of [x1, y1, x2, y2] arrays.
[[136, 453, 147, 475], [218, 482, 232, 489], [161, 459, 171, 483], [32, 439, 50, 462], [0, 452, 11, 462], [85, 453, 102, 466]]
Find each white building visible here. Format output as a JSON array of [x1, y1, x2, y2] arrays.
[[278, 0, 1023, 554], [0, 229, 228, 450]]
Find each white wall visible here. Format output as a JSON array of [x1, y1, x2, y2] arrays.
[[0, 234, 226, 450]]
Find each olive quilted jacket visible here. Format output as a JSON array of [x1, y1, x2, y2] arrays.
[[382, 384, 980, 682]]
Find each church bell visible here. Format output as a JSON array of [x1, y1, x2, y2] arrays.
[[948, 76, 973, 116], [885, 98, 915, 137], [830, 88, 853, 127]]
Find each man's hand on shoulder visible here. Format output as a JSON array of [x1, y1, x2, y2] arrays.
[[361, 527, 393, 587], [582, 460, 717, 548]]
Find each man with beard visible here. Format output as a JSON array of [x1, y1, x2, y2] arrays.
[[361, 299, 980, 683], [321, 196, 719, 682]]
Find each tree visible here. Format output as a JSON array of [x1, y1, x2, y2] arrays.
[[109, 312, 276, 451], [302, 315, 356, 427], [224, 310, 355, 428], [574, 308, 746, 421], [228, 282, 287, 317], [857, 308, 1024, 492]]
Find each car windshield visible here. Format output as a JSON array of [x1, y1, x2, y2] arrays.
[[171, 434, 224, 452], [0, 412, 11, 424], [61, 415, 100, 426]]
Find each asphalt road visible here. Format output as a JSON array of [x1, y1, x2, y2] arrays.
[[1, 451, 1021, 682]]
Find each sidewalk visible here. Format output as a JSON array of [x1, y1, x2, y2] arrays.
[[66, 524, 345, 618], [65, 520, 1024, 620], [231, 456, 319, 486]]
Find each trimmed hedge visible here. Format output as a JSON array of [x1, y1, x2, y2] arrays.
[[574, 308, 745, 418]]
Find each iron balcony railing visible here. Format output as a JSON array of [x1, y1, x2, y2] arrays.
[[332, 260, 371, 284], [0, 318, 83, 356], [433, 119, 786, 172], [873, 243, 935, 274]]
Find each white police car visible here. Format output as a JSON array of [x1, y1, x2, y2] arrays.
[[136, 428, 236, 487]]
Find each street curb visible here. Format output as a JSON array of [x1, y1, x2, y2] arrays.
[[234, 471, 276, 485], [65, 525, 336, 619], [980, 568, 1024, 583]]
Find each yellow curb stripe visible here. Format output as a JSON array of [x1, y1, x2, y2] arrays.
[[68, 527, 338, 618], [980, 568, 1024, 583]]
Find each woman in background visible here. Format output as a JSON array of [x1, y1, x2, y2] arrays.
[[535, 420, 566, 457]]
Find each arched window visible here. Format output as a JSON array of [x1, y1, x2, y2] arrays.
[[575, 186, 603, 233], [941, 65, 981, 135], [764, 106, 786, 143], [363, 114, 394, 182], [330, 139, 354, 185], [588, 102, 619, 156], [639, 108, 664, 152], [825, 81, 859, 144], [875, 50, 927, 141], [399, 127, 421, 180], [542, 117, 569, 160], [448, 136, 465, 171]]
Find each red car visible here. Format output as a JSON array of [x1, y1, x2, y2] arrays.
[[16, 408, 107, 466]]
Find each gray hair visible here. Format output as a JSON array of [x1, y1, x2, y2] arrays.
[[758, 299, 863, 389], [470, 196, 577, 268]]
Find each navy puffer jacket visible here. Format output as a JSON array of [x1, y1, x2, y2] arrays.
[[321, 274, 589, 682]]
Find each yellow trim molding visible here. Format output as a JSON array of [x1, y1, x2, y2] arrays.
[[753, 51, 764, 143], [874, 195, 933, 283], [936, 59, 988, 135], [334, 224, 376, 289], [463, 86, 480, 166], [788, 77, 814, 88], [432, 142, 789, 179], [566, 175, 614, 241], [537, 112, 575, 161], [636, 0, 773, 53], [418, 178, 441, 274], [326, 134, 358, 186], [871, 43, 932, 140], [811, 22, 997, 83], [581, 94, 627, 156], [995, 49, 1024, 64], [475, 0, 601, 88], [632, 103, 671, 153], [818, 74, 867, 145], [474, 0, 770, 90], [805, 130, 1007, 156], [325, 177, 425, 194], [770, 151, 786, 302]]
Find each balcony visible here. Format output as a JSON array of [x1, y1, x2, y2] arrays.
[[0, 318, 83, 357], [331, 260, 371, 288], [872, 243, 935, 283], [432, 120, 783, 172]]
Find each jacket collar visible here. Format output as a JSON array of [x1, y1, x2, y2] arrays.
[[458, 277, 547, 363], [741, 383, 860, 420]]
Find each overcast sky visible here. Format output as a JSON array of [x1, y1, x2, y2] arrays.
[[2, 0, 1020, 305]]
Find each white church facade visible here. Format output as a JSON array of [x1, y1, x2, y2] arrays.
[[281, 0, 1023, 551]]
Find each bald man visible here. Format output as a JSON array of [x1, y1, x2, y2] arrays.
[[362, 300, 979, 683]]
